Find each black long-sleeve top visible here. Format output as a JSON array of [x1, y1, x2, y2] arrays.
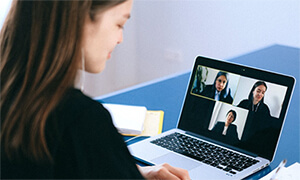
[[1, 88, 144, 179]]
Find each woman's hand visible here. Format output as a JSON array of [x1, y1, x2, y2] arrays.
[[137, 163, 190, 180]]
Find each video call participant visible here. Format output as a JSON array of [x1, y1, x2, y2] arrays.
[[200, 71, 233, 104], [237, 81, 278, 156], [237, 81, 271, 141], [211, 110, 239, 145], [192, 66, 207, 94], [0, 0, 190, 179]]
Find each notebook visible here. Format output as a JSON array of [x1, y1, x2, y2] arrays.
[[128, 56, 295, 179], [103, 103, 147, 135]]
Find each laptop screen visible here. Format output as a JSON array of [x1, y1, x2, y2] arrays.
[[178, 56, 295, 161]]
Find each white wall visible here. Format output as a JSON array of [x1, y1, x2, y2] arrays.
[[1, 0, 300, 97], [93, 0, 300, 97], [0, 0, 11, 28]]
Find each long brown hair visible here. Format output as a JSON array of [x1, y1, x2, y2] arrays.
[[1, 0, 126, 162]]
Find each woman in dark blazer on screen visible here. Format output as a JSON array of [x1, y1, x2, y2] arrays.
[[201, 71, 233, 104], [237, 81, 271, 142], [211, 110, 239, 145]]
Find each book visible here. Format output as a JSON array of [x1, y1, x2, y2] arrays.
[[103, 103, 147, 135], [131, 110, 164, 137], [103, 103, 164, 136]]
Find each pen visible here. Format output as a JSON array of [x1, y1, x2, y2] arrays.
[[270, 159, 287, 180]]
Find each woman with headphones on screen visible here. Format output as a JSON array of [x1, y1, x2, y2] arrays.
[[0, 1, 190, 179]]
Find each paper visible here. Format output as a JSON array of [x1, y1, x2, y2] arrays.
[[103, 103, 147, 135], [260, 162, 300, 180]]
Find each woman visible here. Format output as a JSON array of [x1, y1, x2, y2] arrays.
[[0, 1, 189, 179], [237, 81, 271, 141], [192, 66, 208, 94], [211, 110, 239, 145], [200, 71, 233, 104], [238, 81, 270, 114]]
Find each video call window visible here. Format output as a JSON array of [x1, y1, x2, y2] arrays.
[[208, 102, 248, 141], [189, 65, 289, 146], [191, 66, 240, 105], [191, 65, 287, 119]]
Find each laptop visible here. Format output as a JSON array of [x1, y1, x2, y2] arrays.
[[128, 56, 295, 179]]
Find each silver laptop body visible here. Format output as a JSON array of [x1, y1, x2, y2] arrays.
[[128, 56, 295, 179]]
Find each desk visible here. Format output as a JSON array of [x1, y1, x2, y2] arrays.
[[97, 45, 299, 179]]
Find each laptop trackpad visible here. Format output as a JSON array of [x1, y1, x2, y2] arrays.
[[151, 153, 202, 170]]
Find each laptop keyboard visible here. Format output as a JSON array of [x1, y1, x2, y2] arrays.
[[150, 132, 259, 174]]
